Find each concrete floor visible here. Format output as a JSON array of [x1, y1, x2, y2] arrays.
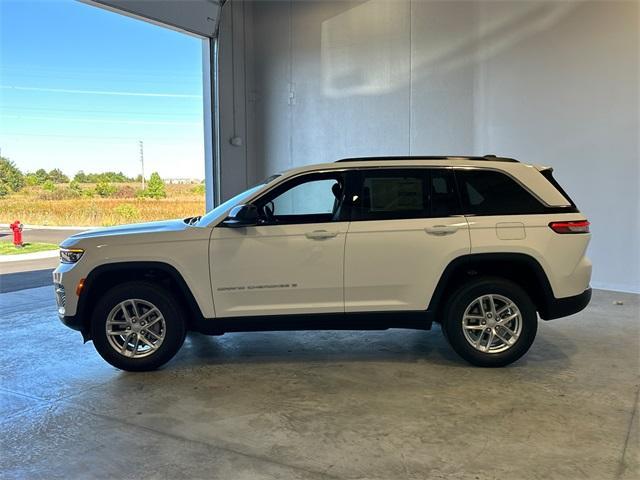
[[1, 287, 638, 480]]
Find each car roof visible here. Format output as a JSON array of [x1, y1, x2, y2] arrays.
[[335, 155, 519, 163]]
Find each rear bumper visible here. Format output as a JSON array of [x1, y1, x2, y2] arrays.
[[540, 287, 592, 320]]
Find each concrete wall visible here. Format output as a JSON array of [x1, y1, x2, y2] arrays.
[[218, 0, 639, 293]]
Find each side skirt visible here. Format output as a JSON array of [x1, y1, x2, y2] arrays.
[[191, 310, 434, 336]]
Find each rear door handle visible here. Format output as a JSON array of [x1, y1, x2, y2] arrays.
[[305, 230, 338, 240], [425, 225, 459, 236]]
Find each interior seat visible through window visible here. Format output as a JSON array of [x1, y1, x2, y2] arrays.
[[352, 168, 459, 220], [254, 172, 346, 225]]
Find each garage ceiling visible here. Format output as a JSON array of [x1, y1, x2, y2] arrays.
[[81, 0, 222, 38]]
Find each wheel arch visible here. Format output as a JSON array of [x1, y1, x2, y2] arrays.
[[428, 253, 556, 320], [76, 261, 205, 340]]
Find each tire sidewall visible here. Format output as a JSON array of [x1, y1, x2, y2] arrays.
[[443, 278, 537, 367], [91, 282, 186, 371]]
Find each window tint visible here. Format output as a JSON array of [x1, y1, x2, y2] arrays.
[[255, 173, 344, 224], [456, 170, 546, 215], [430, 169, 459, 217], [352, 169, 458, 220]]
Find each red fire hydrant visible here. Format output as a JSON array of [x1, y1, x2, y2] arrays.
[[10, 220, 23, 247]]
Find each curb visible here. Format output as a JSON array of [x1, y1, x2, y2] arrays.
[[0, 250, 59, 263]]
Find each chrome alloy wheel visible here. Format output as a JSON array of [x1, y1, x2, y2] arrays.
[[105, 299, 166, 358], [462, 294, 523, 354]]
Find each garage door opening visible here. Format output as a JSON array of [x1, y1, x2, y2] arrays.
[[0, 0, 206, 227]]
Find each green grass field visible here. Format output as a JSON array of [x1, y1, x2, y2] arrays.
[[0, 241, 58, 255]]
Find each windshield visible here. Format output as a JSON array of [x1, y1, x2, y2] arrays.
[[196, 175, 280, 227]]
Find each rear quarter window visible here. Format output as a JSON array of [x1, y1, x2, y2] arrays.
[[456, 169, 547, 215]]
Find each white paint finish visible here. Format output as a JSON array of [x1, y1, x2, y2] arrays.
[[53, 159, 593, 323], [344, 217, 470, 311], [496, 222, 526, 241], [468, 213, 592, 298], [83, 0, 220, 38], [210, 222, 348, 317], [54, 220, 216, 318]]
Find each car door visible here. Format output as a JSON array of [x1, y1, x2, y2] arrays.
[[210, 171, 349, 317], [344, 167, 470, 312]]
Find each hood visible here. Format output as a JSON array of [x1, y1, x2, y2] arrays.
[[61, 219, 187, 246]]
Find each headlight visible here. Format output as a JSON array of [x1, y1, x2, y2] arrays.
[[60, 248, 84, 264]]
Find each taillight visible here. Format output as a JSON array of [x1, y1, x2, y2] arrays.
[[549, 220, 590, 234]]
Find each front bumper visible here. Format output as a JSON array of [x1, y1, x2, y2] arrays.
[[54, 266, 90, 340], [59, 314, 91, 342], [540, 287, 592, 320], [60, 314, 84, 331], [55, 283, 84, 331], [53, 260, 85, 317]]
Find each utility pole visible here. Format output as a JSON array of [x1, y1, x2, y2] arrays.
[[139, 140, 145, 189]]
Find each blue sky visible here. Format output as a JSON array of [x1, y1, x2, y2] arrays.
[[0, 0, 204, 179]]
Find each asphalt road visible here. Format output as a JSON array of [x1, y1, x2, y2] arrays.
[[0, 227, 85, 245], [0, 269, 56, 293], [0, 227, 86, 293]]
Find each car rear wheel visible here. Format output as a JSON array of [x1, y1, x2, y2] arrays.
[[91, 282, 186, 371], [442, 278, 537, 367]]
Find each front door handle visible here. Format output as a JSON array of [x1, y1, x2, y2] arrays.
[[305, 230, 338, 240], [425, 225, 459, 236]]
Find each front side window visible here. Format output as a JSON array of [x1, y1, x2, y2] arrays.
[[352, 168, 459, 220], [456, 169, 546, 215], [255, 172, 345, 224]]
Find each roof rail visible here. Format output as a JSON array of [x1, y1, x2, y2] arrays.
[[335, 155, 519, 163]]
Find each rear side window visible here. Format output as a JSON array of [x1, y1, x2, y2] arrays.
[[352, 169, 459, 220], [456, 169, 546, 215]]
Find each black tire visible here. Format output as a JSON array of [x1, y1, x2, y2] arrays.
[[442, 277, 537, 367], [91, 281, 186, 371]]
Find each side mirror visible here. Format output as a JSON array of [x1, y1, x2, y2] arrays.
[[221, 204, 258, 227]]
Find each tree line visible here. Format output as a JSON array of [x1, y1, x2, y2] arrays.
[[0, 156, 165, 198]]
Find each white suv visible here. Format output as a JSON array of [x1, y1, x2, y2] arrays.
[[54, 156, 592, 371]]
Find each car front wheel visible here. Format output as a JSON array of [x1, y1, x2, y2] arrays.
[[442, 278, 537, 367], [91, 282, 186, 371]]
